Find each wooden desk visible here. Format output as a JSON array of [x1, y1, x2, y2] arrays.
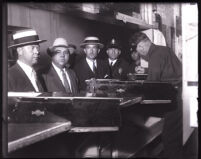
[[8, 113, 71, 153]]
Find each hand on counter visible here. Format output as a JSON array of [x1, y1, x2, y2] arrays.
[[135, 66, 145, 74]]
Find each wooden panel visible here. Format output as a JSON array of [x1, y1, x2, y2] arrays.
[[8, 122, 71, 153], [7, 3, 31, 27]]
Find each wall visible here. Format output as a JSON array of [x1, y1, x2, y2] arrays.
[[157, 3, 182, 60], [181, 3, 198, 145]]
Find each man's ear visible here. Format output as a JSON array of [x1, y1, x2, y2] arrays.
[[97, 49, 100, 53], [16, 47, 23, 56], [118, 50, 121, 55], [83, 48, 86, 54]]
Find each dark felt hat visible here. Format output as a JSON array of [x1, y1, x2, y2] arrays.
[[106, 38, 122, 49]]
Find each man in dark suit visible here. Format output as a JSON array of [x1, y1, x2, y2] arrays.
[[130, 32, 182, 83], [125, 32, 183, 159], [8, 29, 47, 92], [43, 38, 78, 95], [105, 38, 129, 80], [74, 36, 109, 91]]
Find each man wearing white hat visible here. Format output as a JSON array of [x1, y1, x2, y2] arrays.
[[8, 29, 46, 92], [74, 36, 109, 90], [43, 37, 78, 95]]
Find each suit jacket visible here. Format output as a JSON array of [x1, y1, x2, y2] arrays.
[[146, 44, 182, 84], [107, 58, 129, 80], [74, 58, 110, 90], [43, 65, 79, 95], [8, 63, 45, 92]]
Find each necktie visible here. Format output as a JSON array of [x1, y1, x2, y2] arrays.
[[109, 62, 113, 78], [32, 70, 43, 92], [93, 61, 97, 74], [61, 69, 71, 93]]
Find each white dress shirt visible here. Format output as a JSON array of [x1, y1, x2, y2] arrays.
[[52, 62, 72, 91], [17, 60, 39, 92], [108, 59, 117, 66], [86, 58, 97, 72]]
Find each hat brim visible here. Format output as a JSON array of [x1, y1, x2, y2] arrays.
[[8, 40, 47, 48], [47, 45, 70, 56], [80, 43, 104, 48], [106, 45, 122, 49]]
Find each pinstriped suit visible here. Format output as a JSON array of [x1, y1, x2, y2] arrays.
[[43, 65, 79, 95]]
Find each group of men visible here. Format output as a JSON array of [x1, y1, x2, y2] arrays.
[[8, 29, 182, 158], [8, 29, 182, 94]]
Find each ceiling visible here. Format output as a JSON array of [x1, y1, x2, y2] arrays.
[[20, 2, 153, 30]]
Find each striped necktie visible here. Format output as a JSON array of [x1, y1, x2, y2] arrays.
[[32, 70, 43, 92], [93, 60, 97, 74], [61, 69, 71, 93]]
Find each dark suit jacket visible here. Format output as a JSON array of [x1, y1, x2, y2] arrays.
[[8, 63, 45, 92], [74, 58, 110, 90], [146, 44, 182, 84], [43, 65, 79, 95], [106, 58, 129, 80]]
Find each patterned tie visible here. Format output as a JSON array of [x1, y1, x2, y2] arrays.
[[61, 69, 71, 93], [93, 60, 97, 74], [32, 70, 43, 92]]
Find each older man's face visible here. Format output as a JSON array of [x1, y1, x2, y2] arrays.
[[52, 47, 70, 69], [18, 44, 40, 66], [84, 44, 100, 60]]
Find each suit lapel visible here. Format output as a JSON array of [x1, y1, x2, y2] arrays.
[[16, 64, 36, 91], [66, 69, 77, 94], [49, 66, 66, 91], [84, 59, 95, 76]]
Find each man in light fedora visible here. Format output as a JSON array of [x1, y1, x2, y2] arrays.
[[43, 37, 78, 95], [74, 36, 109, 90], [8, 29, 46, 92], [105, 38, 129, 80]]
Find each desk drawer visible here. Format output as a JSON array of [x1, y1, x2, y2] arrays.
[[8, 99, 121, 127]]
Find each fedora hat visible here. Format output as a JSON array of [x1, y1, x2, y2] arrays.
[[80, 36, 104, 48], [106, 38, 122, 49], [8, 29, 46, 48], [47, 38, 70, 56]]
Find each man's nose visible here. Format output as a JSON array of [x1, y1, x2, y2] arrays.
[[33, 47, 39, 54], [60, 52, 65, 56]]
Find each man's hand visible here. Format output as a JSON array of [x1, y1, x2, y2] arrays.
[[135, 66, 145, 74]]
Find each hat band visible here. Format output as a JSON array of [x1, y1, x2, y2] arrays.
[[83, 40, 100, 44], [14, 35, 39, 45]]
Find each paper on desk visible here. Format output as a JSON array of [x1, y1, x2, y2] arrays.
[[8, 92, 42, 97]]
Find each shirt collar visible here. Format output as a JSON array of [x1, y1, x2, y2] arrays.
[[17, 60, 34, 76], [108, 59, 117, 65], [52, 62, 65, 73], [86, 58, 97, 65]]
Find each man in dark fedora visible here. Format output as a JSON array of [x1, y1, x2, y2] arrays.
[[43, 37, 78, 95], [105, 38, 129, 80], [74, 36, 109, 91], [8, 29, 46, 92]]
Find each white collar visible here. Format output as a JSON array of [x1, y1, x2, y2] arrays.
[[52, 62, 65, 73], [17, 60, 34, 77], [86, 57, 97, 67], [108, 59, 117, 66]]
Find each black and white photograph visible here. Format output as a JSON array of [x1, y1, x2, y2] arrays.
[[2, 2, 198, 159]]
